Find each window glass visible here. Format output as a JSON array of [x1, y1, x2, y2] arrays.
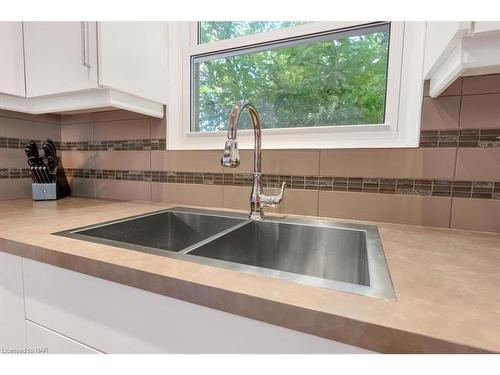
[[192, 23, 390, 132]]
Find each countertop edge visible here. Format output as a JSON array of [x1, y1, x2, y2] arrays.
[[0, 236, 493, 354]]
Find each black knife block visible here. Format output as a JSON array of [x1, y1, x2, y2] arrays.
[[31, 166, 71, 201]]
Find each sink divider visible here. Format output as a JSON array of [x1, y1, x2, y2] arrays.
[[179, 220, 252, 255]]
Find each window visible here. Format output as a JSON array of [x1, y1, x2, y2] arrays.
[[192, 23, 390, 132], [199, 21, 308, 43], [167, 21, 426, 150]]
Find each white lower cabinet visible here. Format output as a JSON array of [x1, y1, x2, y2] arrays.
[[1, 254, 371, 354], [0, 252, 26, 350], [25, 320, 101, 354]]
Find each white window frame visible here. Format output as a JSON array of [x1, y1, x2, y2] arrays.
[[167, 21, 426, 150]]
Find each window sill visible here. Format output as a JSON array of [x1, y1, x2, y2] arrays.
[[169, 124, 419, 150]]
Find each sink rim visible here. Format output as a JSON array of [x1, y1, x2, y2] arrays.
[[54, 207, 396, 301]]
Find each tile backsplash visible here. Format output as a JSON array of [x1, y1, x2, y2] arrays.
[[0, 110, 60, 199], [1, 74, 499, 233]]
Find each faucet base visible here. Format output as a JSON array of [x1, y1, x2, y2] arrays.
[[248, 210, 264, 221]]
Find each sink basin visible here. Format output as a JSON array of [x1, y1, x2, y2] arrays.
[[58, 208, 246, 254], [187, 220, 369, 287], [185, 217, 394, 299], [57, 208, 395, 299]]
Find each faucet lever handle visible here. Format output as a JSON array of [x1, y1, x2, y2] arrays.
[[277, 181, 287, 200], [261, 182, 286, 208]]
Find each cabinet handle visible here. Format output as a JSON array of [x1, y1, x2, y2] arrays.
[[81, 22, 91, 68]]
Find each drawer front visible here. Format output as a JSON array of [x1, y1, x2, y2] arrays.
[[23, 258, 371, 354], [26, 320, 101, 354]]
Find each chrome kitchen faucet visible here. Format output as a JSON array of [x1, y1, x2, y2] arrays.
[[221, 100, 286, 220]]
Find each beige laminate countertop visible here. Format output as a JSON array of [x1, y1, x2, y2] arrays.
[[0, 197, 498, 353]]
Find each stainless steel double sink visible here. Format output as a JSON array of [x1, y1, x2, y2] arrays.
[[56, 207, 395, 300]]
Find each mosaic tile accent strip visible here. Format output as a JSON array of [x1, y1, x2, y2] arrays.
[[420, 129, 500, 147], [58, 139, 166, 151], [62, 168, 500, 200], [0, 138, 49, 150], [0, 168, 32, 179], [2, 131, 499, 150], [0, 138, 166, 151]]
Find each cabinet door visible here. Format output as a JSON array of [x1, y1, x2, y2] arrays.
[[23, 22, 98, 97], [26, 320, 101, 354], [0, 22, 26, 96], [23, 258, 372, 354], [98, 22, 168, 104], [0, 251, 26, 349], [423, 21, 471, 78]]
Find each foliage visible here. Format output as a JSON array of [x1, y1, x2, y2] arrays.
[[195, 22, 389, 132], [199, 21, 307, 43]]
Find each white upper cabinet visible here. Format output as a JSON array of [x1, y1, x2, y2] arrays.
[[98, 22, 168, 104], [0, 21, 167, 117], [424, 21, 500, 97], [24, 22, 99, 97], [423, 22, 471, 78], [0, 22, 26, 97]]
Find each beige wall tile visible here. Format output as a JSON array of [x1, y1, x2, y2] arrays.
[[151, 150, 222, 173], [95, 179, 151, 201], [0, 149, 28, 168], [94, 151, 150, 171], [442, 77, 463, 96], [0, 109, 60, 124], [235, 150, 256, 174], [462, 74, 500, 95], [60, 151, 95, 170], [420, 96, 461, 130], [60, 113, 92, 125], [222, 185, 318, 216], [267, 188, 318, 217], [320, 148, 456, 179], [0, 116, 61, 140], [318, 191, 452, 228], [451, 198, 500, 233], [61, 122, 93, 142], [222, 186, 250, 211], [0, 179, 32, 200], [151, 117, 166, 139], [455, 148, 500, 181], [92, 110, 152, 122], [236, 150, 320, 175], [93, 119, 150, 141], [423, 78, 462, 97], [461, 93, 500, 129], [67, 177, 95, 198], [151, 183, 222, 207]]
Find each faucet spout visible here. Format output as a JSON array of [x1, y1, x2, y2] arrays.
[[221, 100, 286, 220]]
